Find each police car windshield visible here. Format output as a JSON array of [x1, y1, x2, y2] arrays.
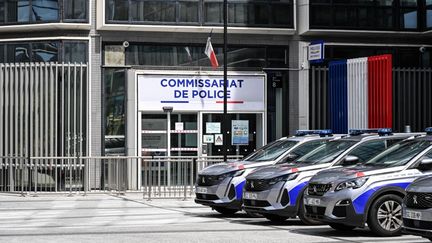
[[244, 140, 298, 162], [296, 140, 357, 164], [365, 140, 432, 167]]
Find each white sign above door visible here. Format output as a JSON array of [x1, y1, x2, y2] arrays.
[[137, 72, 266, 112]]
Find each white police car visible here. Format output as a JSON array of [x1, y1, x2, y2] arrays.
[[195, 130, 338, 215], [243, 129, 416, 223], [403, 175, 432, 241], [304, 128, 432, 236]]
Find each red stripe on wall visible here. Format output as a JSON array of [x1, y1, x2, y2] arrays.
[[368, 54, 393, 129]]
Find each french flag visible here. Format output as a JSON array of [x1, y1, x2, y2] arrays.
[[205, 36, 219, 69]]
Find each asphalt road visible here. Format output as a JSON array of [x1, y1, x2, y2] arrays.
[[0, 193, 428, 243]]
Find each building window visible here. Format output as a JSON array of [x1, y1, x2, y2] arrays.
[[0, 40, 87, 63], [105, 0, 294, 28], [0, 0, 88, 25], [309, 0, 423, 31], [427, 0, 432, 28]]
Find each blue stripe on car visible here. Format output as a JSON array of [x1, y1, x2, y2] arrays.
[[235, 180, 246, 200], [352, 182, 410, 214], [289, 182, 308, 206]]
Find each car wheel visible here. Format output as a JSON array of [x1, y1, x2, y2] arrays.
[[367, 194, 403, 237], [263, 213, 288, 222], [298, 196, 323, 225], [329, 223, 356, 231], [213, 207, 238, 215]]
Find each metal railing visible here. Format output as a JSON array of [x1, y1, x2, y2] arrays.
[[0, 155, 243, 198]]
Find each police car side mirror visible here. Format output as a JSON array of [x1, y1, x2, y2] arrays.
[[343, 155, 359, 166], [418, 158, 432, 171]]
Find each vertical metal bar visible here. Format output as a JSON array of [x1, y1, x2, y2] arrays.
[[0, 64, 4, 192], [79, 64, 84, 191], [73, 64, 77, 193], [61, 64, 65, 191], [67, 63, 72, 195], [6, 64, 12, 191], [54, 63, 58, 192]]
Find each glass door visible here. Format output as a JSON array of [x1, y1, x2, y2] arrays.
[[141, 113, 198, 156], [201, 113, 264, 157]]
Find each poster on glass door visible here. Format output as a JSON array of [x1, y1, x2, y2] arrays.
[[232, 120, 249, 145]]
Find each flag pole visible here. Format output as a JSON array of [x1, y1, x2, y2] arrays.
[[223, 0, 228, 161]]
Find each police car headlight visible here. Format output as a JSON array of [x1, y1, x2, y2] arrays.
[[269, 173, 299, 185], [335, 177, 368, 191]]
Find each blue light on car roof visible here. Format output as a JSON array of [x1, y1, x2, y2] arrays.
[[377, 128, 393, 136], [295, 130, 333, 137], [349, 128, 392, 136], [426, 127, 432, 135]]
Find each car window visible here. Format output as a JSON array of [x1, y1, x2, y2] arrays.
[[296, 140, 357, 164], [277, 140, 327, 164], [347, 140, 386, 163], [244, 140, 299, 162]]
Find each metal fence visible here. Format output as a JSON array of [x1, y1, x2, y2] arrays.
[[0, 155, 242, 199]]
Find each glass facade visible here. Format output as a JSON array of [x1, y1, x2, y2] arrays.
[[0, 40, 88, 63], [427, 0, 432, 28], [310, 0, 427, 31], [106, 0, 294, 28], [0, 0, 88, 25]]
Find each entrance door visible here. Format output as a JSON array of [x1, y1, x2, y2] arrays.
[[201, 113, 264, 157], [141, 113, 198, 156]]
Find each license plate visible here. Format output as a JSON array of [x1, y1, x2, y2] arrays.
[[306, 197, 321, 206], [405, 210, 422, 220], [196, 187, 208, 194], [244, 192, 258, 200]]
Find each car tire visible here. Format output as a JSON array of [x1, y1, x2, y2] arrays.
[[329, 223, 356, 231], [367, 194, 403, 237], [298, 196, 323, 225], [263, 213, 288, 222], [213, 207, 238, 215]]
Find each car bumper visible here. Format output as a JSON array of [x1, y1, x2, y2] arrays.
[[303, 192, 365, 227], [403, 207, 432, 239], [242, 182, 298, 218], [194, 178, 242, 210]]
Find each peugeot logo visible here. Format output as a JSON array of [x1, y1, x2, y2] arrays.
[[251, 181, 255, 189], [413, 195, 418, 204], [201, 177, 206, 184], [313, 186, 318, 193]]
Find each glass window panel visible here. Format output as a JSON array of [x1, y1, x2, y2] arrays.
[[130, 0, 145, 21], [7, 43, 31, 62], [142, 134, 167, 148], [32, 0, 59, 21], [334, 6, 357, 26], [272, 4, 292, 26], [247, 3, 268, 25], [106, 0, 129, 21], [105, 69, 126, 136], [0, 45, 4, 63], [375, 8, 393, 28], [310, 5, 331, 26], [428, 9, 432, 28], [400, 0, 417, 7], [400, 8, 417, 29], [142, 1, 175, 22], [0, 1, 4, 22], [358, 7, 375, 27], [376, 0, 394, 6], [7, 0, 30, 22], [228, 3, 247, 24], [179, 1, 198, 22], [32, 42, 59, 62], [64, 0, 87, 20], [205, 2, 222, 23], [63, 42, 87, 63], [171, 134, 197, 148], [267, 47, 288, 68]]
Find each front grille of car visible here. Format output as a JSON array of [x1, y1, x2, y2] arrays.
[[307, 183, 332, 196], [243, 199, 271, 208], [196, 193, 219, 200], [404, 192, 432, 209], [196, 175, 221, 186], [305, 205, 326, 217], [245, 179, 271, 192], [403, 218, 432, 230]]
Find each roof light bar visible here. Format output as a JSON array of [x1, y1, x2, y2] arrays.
[[426, 127, 432, 135], [349, 128, 392, 136], [295, 130, 333, 137]]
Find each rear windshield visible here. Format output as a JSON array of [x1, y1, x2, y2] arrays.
[[296, 140, 357, 164], [244, 140, 298, 162]]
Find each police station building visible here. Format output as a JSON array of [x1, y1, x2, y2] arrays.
[[0, 0, 431, 164]]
